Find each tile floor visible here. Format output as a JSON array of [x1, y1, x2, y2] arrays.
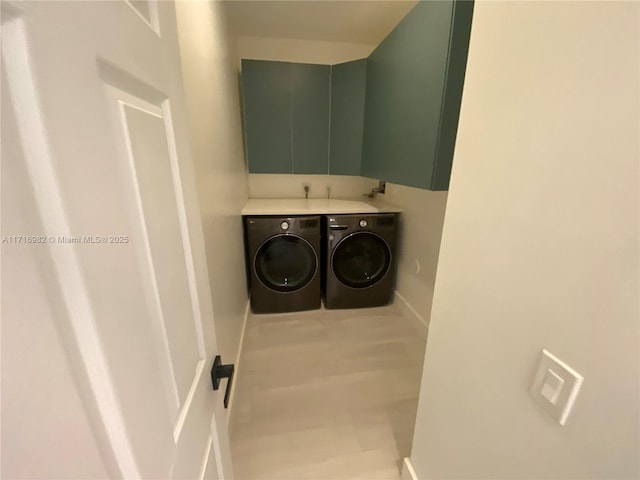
[[229, 303, 428, 480]]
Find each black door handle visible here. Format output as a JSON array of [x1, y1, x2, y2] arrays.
[[211, 355, 234, 409]]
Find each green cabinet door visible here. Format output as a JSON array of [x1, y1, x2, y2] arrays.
[[432, 1, 474, 190], [291, 63, 331, 174], [329, 59, 367, 176], [362, 0, 473, 190], [241, 60, 292, 173]]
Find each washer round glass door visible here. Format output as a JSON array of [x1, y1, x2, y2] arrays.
[[255, 235, 317, 292], [332, 232, 391, 288]]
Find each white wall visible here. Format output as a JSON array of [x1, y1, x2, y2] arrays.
[[175, 2, 249, 365], [410, 2, 639, 479], [379, 185, 448, 325], [248, 173, 379, 199]]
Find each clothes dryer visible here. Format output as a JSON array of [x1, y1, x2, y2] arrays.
[[323, 213, 398, 309], [245, 215, 321, 313]]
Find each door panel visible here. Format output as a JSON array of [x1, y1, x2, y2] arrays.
[[329, 59, 367, 176], [1, 1, 230, 478], [118, 93, 203, 414], [241, 59, 292, 174], [291, 63, 330, 174]]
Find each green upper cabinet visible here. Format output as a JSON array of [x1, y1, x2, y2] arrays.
[[291, 63, 331, 174], [241, 60, 292, 174], [241, 59, 330, 174], [329, 59, 367, 176], [240, 0, 472, 187], [362, 0, 474, 190]]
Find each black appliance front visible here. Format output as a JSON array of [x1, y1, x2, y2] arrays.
[[245, 216, 321, 313], [324, 213, 398, 309]]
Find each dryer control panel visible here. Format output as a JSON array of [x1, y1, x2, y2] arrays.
[[328, 217, 348, 230]]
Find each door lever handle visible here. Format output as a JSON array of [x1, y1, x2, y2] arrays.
[[211, 355, 234, 409]]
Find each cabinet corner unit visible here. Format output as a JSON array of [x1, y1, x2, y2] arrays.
[[240, 58, 366, 176]]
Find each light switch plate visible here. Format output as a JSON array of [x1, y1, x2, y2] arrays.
[[540, 368, 564, 404], [530, 349, 583, 425]]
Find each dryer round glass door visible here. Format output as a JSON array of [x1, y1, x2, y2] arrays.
[[255, 235, 317, 292], [332, 232, 391, 288]]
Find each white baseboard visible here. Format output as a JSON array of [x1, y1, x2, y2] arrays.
[[394, 290, 428, 332], [401, 457, 420, 480], [226, 299, 250, 420]]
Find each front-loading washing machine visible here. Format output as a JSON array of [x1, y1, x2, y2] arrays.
[[323, 213, 398, 309], [245, 215, 321, 313]]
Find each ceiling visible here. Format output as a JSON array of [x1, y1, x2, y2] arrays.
[[223, 1, 418, 45]]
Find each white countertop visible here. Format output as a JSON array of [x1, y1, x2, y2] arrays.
[[241, 198, 402, 215]]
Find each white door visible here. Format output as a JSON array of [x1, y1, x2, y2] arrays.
[[1, 1, 233, 478]]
